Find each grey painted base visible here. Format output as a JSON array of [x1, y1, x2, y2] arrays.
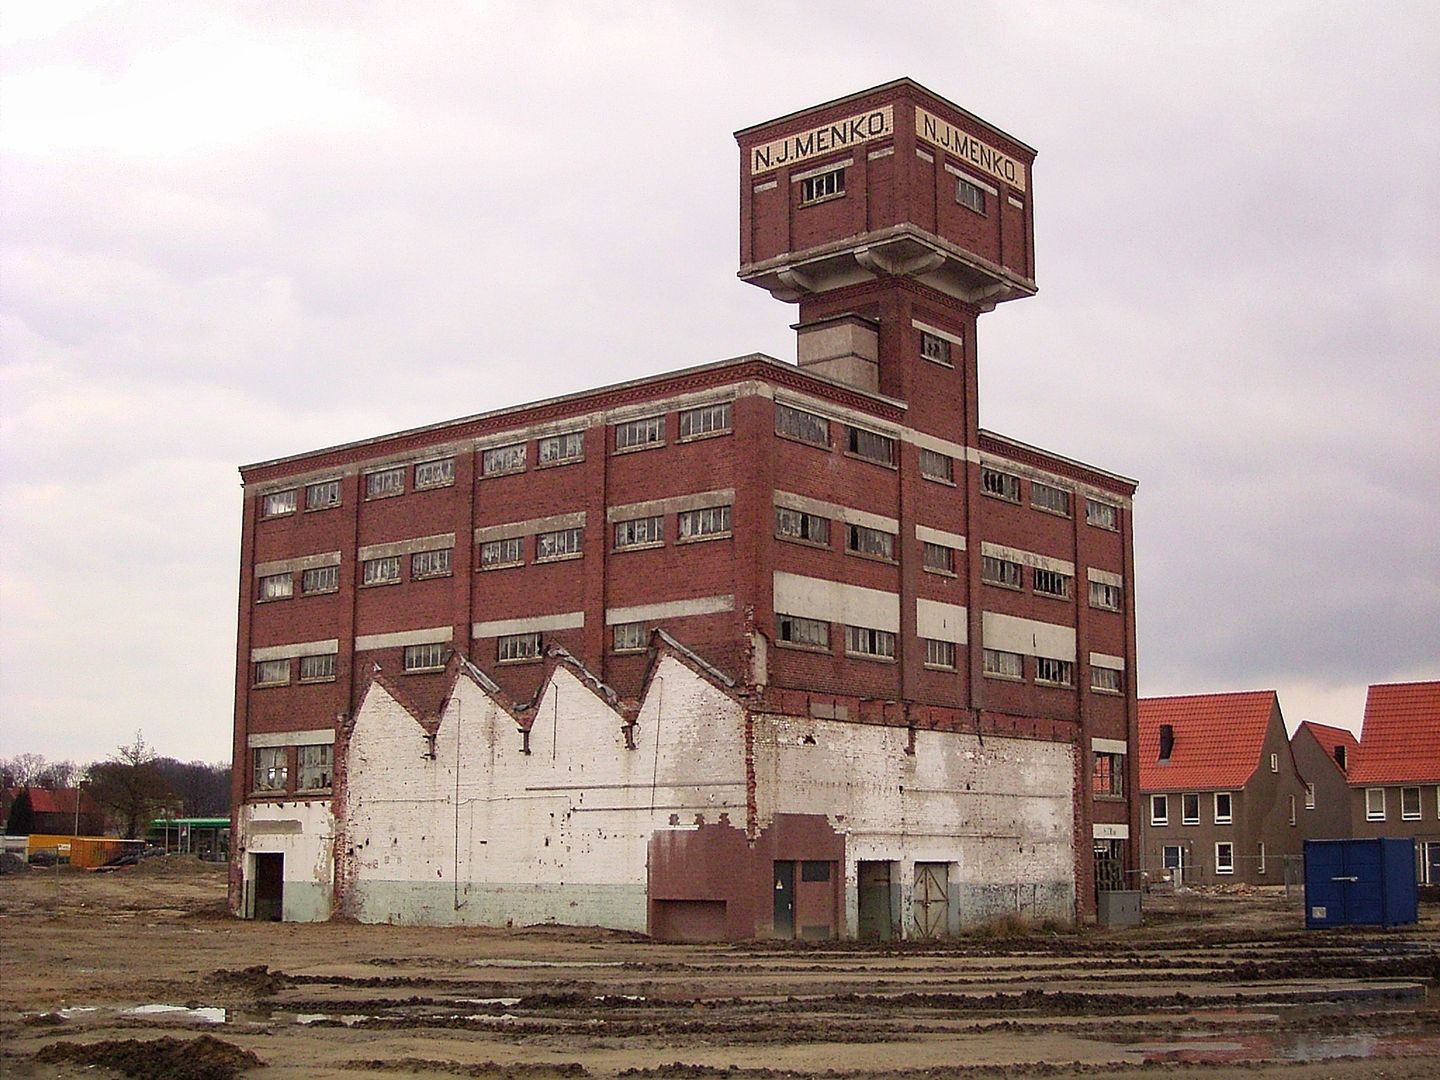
[[349, 880, 649, 931], [281, 882, 332, 923], [955, 881, 1074, 926]]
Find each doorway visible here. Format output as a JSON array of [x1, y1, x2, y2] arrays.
[[254, 852, 284, 921], [857, 860, 894, 940], [912, 862, 950, 938], [773, 861, 795, 938]]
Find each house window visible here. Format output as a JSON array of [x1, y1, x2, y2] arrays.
[[922, 541, 955, 575], [775, 506, 830, 547], [982, 648, 1023, 680], [1031, 481, 1071, 517], [411, 548, 452, 580], [612, 622, 647, 653], [301, 565, 338, 594], [1401, 786, 1422, 821], [1305, 782, 1316, 810], [1215, 842, 1235, 875], [299, 654, 336, 683], [365, 467, 404, 500], [414, 458, 455, 490], [614, 515, 664, 550], [262, 489, 297, 517], [254, 659, 290, 687], [1150, 794, 1168, 826], [845, 625, 895, 660], [678, 505, 731, 541], [678, 402, 731, 440], [253, 747, 287, 792], [362, 555, 401, 586], [919, 331, 952, 366], [775, 403, 829, 447], [918, 448, 954, 482], [1089, 580, 1122, 611], [1091, 665, 1122, 694], [800, 166, 845, 204], [1182, 792, 1200, 825], [776, 613, 829, 650], [403, 642, 448, 672], [1214, 791, 1233, 824], [258, 573, 293, 601], [479, 537, 523, 569], [482, 443, 526, 477], [1270, 753, 1279, 773], [981, 555, 1022, 589], [846, 523, 894, 560], [1086, 499, 1118, 530], [846, 426, 895, 466], [980, 467, 1021, 502], [497, 632, 542, 663], [536, 527, 584, 561], [1366, 787, 1386, 820], [1033, 568, 1071, 599], [1257, 842, 1266, 875], [615, 415, 664, 451], [956, 176, 986, 213], [1092, 753, 1124, 797], [538, 430, 585, 465], [297, 744, 332, 791], [924, 639, 955, 669], [1034, 657, 1073, 687], [306, 479, 341, 510]]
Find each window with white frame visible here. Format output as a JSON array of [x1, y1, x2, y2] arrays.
[[536, 527, 583, 561], [678, 505, 731, 541], [614, 516, 664, 550], [1150, 793, 1168, 825], [414, 458, 455, 490], [1086, 498, 1118, 530], [306, 479, 341, 510], [1182, 792, 1200, 825], [411, 548, 452, 580], [846, 425, 895, 466], [258, 573, 293, 601], [497, 632, 542, 663], [846, 523, 894, 560], [1089, 580, 1122, 611], [1402, 786, 1422, 820], [1034, 656, 1073, 687], [612, 622, 647, 652], [924, 638, 955, 669], [800, 166, 844, 204], [1215, 842, 1235, 875], [775, 403, 829, 447], [615, 415, 664, 451], [1257, 842, 1267, 875], [1031, 481, 1072, 517], [254, 659, 290, 687], [1091, 665, 1122, 694], [980, 467, 1021, 502], [299, 654, 335, 682], [1214, 791, 1233, 824], [775, 506, 830, 546], [403, 642, 448, 672], [297, 744, 332, 791], [1033, 568, 1071, 599], [1289, 794, 1297, 825], [482, 443, 526, 477], [956, 176, 986, 213], [253, 747, 287, 792], [982, 648, 1022, 680], [262, 489, 297, 517], [302, 565, 338, 594], [362, 555, 401, 586], [922, 541, 955, 575], [919, 330, 952, 366], [365, 467, 404, 500], [1366, 787, 1386, 821], [918, 447, 954, 482], [1092, 752, 1124, 797], [777, 613, 829, 650], [678, 402, 731, 439], [981, 555, 1022, 589], [1305, 782, 1316, 810], [479, 536, 523, 569], [1270, 753, 1279, 772], [845, 625, 895, 660], [538, 430, 585, 465]]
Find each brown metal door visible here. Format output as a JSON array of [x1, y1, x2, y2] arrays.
[[912, 862, 949, 938]]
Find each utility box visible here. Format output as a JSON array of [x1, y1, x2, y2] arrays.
[[1304, 838, 1417, 928], [1097, 890, 1142, 927]]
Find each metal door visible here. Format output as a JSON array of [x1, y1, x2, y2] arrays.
[[857, 860, 893, 941], [1426, 842, 1440, 886], [772, 861, 795, 939], [912, 862, 949, 938]]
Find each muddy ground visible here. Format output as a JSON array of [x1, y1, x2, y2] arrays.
[[2, 859, 1438, 1079]]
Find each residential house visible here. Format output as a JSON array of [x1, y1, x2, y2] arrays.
[[1290, 721, 1357, 842], [1348, 680, 1440, 885]]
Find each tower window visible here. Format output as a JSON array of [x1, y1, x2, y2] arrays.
[[920, 331, 952, 366], [956, 176, 986, 214], [800, 167, 845, 205]]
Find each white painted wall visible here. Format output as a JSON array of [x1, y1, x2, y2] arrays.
[[239, 800, 335, 922]]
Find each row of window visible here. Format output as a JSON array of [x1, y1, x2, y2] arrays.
[[255, 653, 336, 686], [981, 465, 1120, 531], [1151, 790, 1301, 828], [978, 556, 1123, 612], [1365, 785, 1440, 822], [253, 743, 331, 793], [797, 162, 992, 219]]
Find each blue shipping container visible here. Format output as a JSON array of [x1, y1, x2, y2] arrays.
[[1304, 837, 1418, 928]]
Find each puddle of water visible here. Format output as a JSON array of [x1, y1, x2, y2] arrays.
[[294, 1013, 370, 1026], [467, 959, 621, 968], [1123, 1031, 1440, 1064], [125, 1004, 226, 1023], [458, 997, 522, 1006]]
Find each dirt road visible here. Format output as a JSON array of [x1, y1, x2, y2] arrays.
[[2, 859, 1438, 1078]]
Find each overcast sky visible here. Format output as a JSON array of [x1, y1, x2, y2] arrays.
[[2, 2, 1437, 764]]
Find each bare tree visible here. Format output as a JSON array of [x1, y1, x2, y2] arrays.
[[86, 733, 177, 839]]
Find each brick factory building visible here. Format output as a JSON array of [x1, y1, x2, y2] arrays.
[[231, 79, 1140, 938]]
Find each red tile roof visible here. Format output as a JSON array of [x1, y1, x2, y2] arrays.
[[1138, 691, 1280, 792], [5, 786, 102, 816], [1349, 681, 1440, 785], [1293, 721, 1359, 776]]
